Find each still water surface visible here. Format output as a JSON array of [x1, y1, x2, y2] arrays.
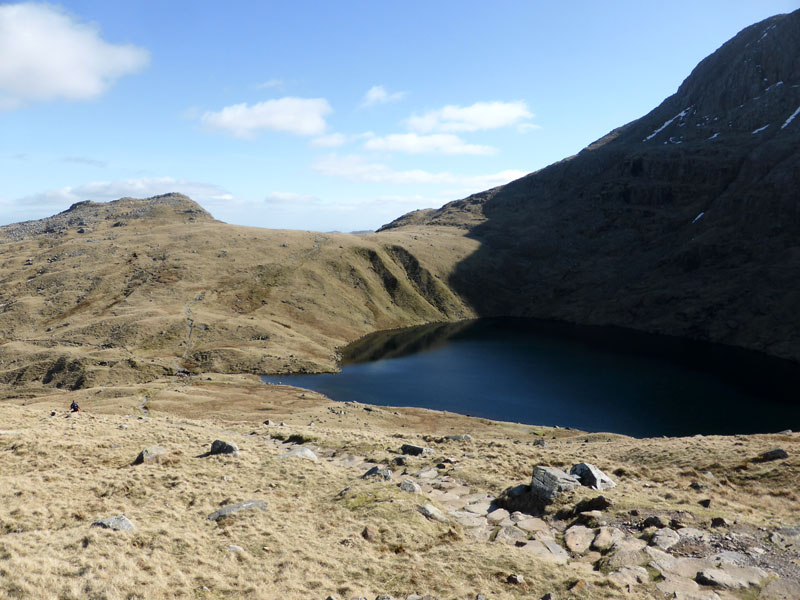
[[262, 318, 800, 437]]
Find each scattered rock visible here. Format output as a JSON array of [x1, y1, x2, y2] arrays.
[[642, 515, 666, 529], [398, 479, 421, 493], [362, 466, 392, 481], [770, 526, 800, 550], [608, 566, 648, 587], [401, 444, 432, 456], [506, 574, 524, 584], [486, 508, 509, 524], [519, 539, 569, 564], [651, 527, 681, 550], [392, 456, 408, 466], [756, 448, 788, 462], [278, 447, 318, 461], [228, 544, 245, 553], [710, 517, 728, 528], [210, 440, 239, 457], [263, 419, 274, 426], [417, 504, 449, 523], [208, 499, 267, 521], [569, 463, 616, 490], [132, 445, 168, 465], [699, 498, 712, 508], [362, 525, 377, 541], [592, 526, 624, 552], [761, 578, 800, 600], [444, 434, 472, 441], [690, 481, 710, 491], [564, 525, 595, 554], [493, 525, 527, 545], [91, 514, 134, 531]]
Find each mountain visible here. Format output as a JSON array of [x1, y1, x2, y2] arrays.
[[380, 10, 800, 362], [0, 194, 474, 392]]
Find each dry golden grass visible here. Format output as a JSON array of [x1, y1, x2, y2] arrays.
[[2, 378, 799, 599]]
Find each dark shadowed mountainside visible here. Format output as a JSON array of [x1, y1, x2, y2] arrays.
[[380, 10, 800, 362]]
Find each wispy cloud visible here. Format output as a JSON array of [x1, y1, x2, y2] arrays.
[[199, 97, 332, 138], [313, 154, 524, 189], [360, 85, 406, 107], [263, 191, 321, 205], [0, 3, 149, 110], [406, 100, 533, 133], [364, 133, 496, 155], [255, 78, 283, 90], [61, 156, 107, 168]]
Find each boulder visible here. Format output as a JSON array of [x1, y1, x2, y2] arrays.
[[444, 434, 472, 441], [519, 539, 569, 564], [417, 504, 449, 523], [132, 445, 168, 465], [531, 466, 581, 501], [398, 479, 421, 493], [278, 447, 318, 461], [362, 466, 392, 481], [486, 508, 510, 524], [92, 514, 134, 531], [401, 444, 433, 456], [651, 527, 681, 550], [210, 440, 239, 457], [592, 526, 624, 552], [208, 499, 267, 521], [569, 463, 616, 490], [564, 525, 595, 554], [756, 448, 788, 462], [608, 566, 648, 587], [493, 525, 527, 545]]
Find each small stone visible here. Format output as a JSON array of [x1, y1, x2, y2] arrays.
[[392, 456, 408, 466], [690, 481, 710, 490], [540, 594, 558, 600], [711, 517, 728, 528], [207, 499, 267, 521], [263, 419, 274, 426], [132, 445, 168, 465], [362, 525, 377, 541], [757, 448, 788, 461], [362, 466, 392, 481], [642, 515, 665, 529], [91, 514, 134, 531], [398, 479, 421, 493], [228, 544, 245, 553], [493, 525, 527, 545], [569, 463, 616, 490], [506, 574, 524, 584], [417, 504, 449, 523], [486, 508, 510, 524], [401, 444, 433, 456], [210, 440, 239, 457], [699, 498, 712, 508]]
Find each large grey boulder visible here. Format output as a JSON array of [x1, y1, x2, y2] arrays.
[[398, 479, 421, 493], [208, 499, 267, 521], [210, 440, 239, 457], [569, 463, 616, 490], [531, 466, 581, 501], [651, 527, 681, 550], [92, 514, 134, 531]]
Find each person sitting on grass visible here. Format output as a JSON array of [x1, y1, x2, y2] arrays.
[[69, 400, 81, 412]]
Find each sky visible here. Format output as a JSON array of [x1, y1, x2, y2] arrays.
[[1, 1, 798, 232]]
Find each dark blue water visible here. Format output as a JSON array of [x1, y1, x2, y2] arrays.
[[262, 318, 800, 437]]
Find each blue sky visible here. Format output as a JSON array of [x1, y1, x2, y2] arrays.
[[1, 1, 798, 231]]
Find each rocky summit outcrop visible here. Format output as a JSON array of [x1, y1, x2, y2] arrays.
[[380, 9, 800, 363]]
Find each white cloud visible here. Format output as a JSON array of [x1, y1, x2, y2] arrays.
[[16, 177, 235, 210], [61, 156, 107, 168], [0, 3, 149, 110], [517, 123, 542, 133], [200, 97, 332, 138], [364, 133, 496, 155], [360, 85, 406, 107], [313, 154, 525, 189], [311, 133, 350, 147], [407, 100, 533, 133]]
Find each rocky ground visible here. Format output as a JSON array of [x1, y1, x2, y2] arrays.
[[1, 375, 798, 599]]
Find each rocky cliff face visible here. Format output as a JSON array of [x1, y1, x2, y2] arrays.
[[380, 10, 800, 362]]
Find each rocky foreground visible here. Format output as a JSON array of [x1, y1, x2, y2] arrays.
[[1, 375, 798, 599]]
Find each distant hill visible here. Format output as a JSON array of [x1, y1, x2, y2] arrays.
[[381, 9, 800, 362]]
